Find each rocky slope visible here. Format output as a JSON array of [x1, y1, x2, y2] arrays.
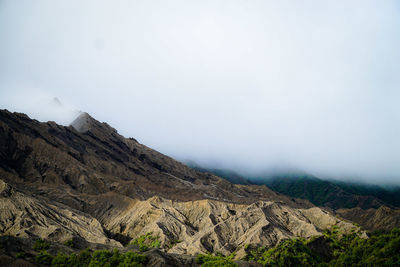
[[336, 206, 400, 232], [97, 195, 355, 257], [0, 178, 355, 259], [0, 179, 119, 248], [0, 110, 310, 209]]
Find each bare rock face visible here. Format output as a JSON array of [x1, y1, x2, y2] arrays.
[[70, 112, 92, 133], [336, 206, 400, 231], [0, 179, 120, 247], [98, 196, 355, 257], [0, 179, 355, 257]]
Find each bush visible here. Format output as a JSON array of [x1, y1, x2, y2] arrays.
[[63, 239, 75, 248], [196, 253, 237, 267], [35, 250, 53, 265], [130, 232, 161, 252], [119, 251, 148, 267], [15, 252, 25, 259], [52, 252, 69, 267], [88, 250, 113, 267], [33, 238, 50, 251], [248, 239, 321, 266], [32, 247, 147, 267], [76, 249, 93, 266]]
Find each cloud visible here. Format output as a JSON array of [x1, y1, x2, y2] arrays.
[[0, 0, 399, 184]]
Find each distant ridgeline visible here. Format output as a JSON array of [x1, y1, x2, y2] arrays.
[[257, 175, 400, 210], [187, 163, 252, 185], [189, 163, 400, 210]]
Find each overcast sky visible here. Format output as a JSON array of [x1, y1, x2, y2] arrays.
[[1, 0, 399, 184]]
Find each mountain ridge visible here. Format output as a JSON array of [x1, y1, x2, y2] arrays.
[[0, 108, 395, 266]]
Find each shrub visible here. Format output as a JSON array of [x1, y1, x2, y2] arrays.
[[130, 232, 161, 252], [119, 251, 148, 267], [196, 253, 237, 267], [63, 239, 75, 248], [52, 252, 69, 267], [33, 238, 50, 251], [88, 250, 112, 267], [35, 250, 53, 265], [15, 252, 25, 259], [76, 248, 93, 266], [31, 247, 147, 267]]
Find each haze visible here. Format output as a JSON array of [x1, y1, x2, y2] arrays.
[[1, 0, 399, 184]]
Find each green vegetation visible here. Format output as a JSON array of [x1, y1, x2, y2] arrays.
[[129, 232, 161, 252], [36, 250, 53, 265], [63, 239, 75, 248], [246, 238, 321, 266], [25, 228, 400, 266], [33, 238, 50, 251], [244, 227, 400, 266], [34, 248, 147, 266], [330, 228, 400, 266], [196, 253, 237, 267], [258, 175, 400, 209], [15, 252, 26, 259], [193, 227, 400, 266], [166, 239, 182, 249]]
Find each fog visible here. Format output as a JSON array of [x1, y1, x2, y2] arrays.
[[1, 0, 399, 184]]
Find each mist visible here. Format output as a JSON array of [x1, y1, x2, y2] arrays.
[[1, 0, 399, 184]]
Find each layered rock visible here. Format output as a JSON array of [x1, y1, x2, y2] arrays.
[[336, 206, 400, 231], [95, 195, 355, 256], [0, 179, 119, 247], [0, 178, 355, 257]]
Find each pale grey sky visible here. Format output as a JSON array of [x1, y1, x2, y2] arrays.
[[1, 0, 400, 184]]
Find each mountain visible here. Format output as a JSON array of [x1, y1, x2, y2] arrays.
[[0, 110, 310, 207], [0, 109, 361, 265]]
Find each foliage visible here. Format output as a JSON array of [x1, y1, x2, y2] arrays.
[[15, 252, 26, 259], [260, 175, 400, 209], [166, 239, 183, 249], [63, 239, 75, 248], [130, 232, 161, 252], [119, 251, 148, 267], [88, 250, 113, 267], [25, 227, 400, 267], [246, 238, 321, 266], [330, 228, 400, 266], [36, 250, 53, 265], [196, 253, 237, 267], [244, 227, 400, 267], [52, 252, 70, 267], [34, 248, 147, 267], [33, 238, 50, 251]]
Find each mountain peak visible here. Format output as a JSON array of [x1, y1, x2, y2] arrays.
[[70, 112, 94, 133]]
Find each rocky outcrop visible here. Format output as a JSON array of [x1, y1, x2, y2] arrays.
[[0, 179, 119, 247], [336, 206, 400, 231], [92, 195, 356, 257]]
